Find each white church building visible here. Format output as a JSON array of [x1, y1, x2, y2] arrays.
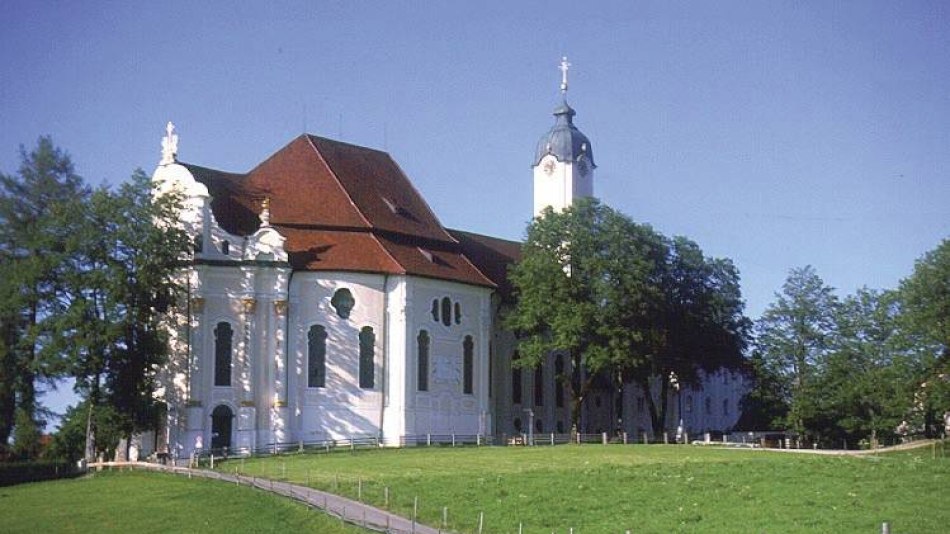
[[148, 61, 745, 458]]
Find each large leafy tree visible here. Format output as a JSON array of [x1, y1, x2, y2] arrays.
[[2, 136, 188, 462], [505, 199, 749, 435], [816, 288, 916, 447], [505, 199, 666, 432], [0, 137, 89, 459], [756, 266, 837, 439], [898, 239, 950, 436], [57, 170, 189, 460], [736, 350, 789, 430], [629, 237, 750, 436], [45, 399, 122, 464]]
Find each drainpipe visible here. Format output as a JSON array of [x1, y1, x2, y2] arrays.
[[378, 274, 389, 445]]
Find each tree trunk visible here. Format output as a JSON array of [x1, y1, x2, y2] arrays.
[[567, 355, 593, 435], [0, 323, 16, 453], [640, 376, 669, 439], [84, 375, 99, 463], [12, 301, 40, 459]]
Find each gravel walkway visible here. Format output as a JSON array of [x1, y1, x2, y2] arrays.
[[90, 462, 440, 534]]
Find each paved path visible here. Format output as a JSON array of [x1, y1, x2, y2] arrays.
[[90, 462, 439, 534], [719, 438, 942, 456]]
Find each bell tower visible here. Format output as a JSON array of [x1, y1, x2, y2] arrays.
[[532, 57, 596, 217]]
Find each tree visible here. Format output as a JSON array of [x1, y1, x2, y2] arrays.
[[816, 288, 915, 447], [736, 350, 789, 430], [0, 137, 89, 459], [756, 266, 837, 439], [45, 399, 122, 463], [899, 239, 950, 436], [628, 237, 751, 436], [505, 199, 666, 432], [57, 170, 189, 460], [505, 199, 749, 436]]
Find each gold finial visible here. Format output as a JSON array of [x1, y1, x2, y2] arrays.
[[260, 197, 271, 227]]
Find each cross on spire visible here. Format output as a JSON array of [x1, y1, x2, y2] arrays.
[[559, 56, 571, 94], [160, 121, 179, 165]]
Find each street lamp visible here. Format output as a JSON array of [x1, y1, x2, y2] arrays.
[[670, 372, 683, 443], [524, 408, 535, 446]]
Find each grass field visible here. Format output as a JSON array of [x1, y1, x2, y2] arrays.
[[0, 470, 365, 533], [223, 442, 950, 533]]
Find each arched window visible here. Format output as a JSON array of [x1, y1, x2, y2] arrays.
[[454, 302, 461, 324], [221, 240, 230, 256], [534, 365, 544, 406], [511, 351, 522, 405], [213, 322, 233, 386], [193, 235, 203, 253], [555, 355, 565, 408], [513, 417, 523, 432], [431, 299, 439, 322], [307, 325, 327, 388], [535, 419, 544, 433], [417, 330, 429, 392], [359, 326, 375, 389], [462, 335, 474, 395], [441, 297, 451, 327], [331, 288, 355, 319]]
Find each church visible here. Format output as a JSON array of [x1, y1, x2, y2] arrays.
[[147, 60, 745, 458]]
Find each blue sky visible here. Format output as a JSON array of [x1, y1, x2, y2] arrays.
[[2, 1, 948, 417]]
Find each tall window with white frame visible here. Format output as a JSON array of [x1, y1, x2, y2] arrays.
[[417, 330, 429, 392], [462, 335, 474, 395], [359, 326, 375, 389], [308, 325, 327, 388], [214, 322, 233, 386]]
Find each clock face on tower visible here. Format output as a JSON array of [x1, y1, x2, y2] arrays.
[[542, 159, 556, 175]]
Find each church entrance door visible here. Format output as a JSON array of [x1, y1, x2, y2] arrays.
[[210, 405, 233, 453]]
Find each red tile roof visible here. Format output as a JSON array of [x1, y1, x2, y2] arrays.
[[182, 135, 513, 288], [449, 229, 523, 298]]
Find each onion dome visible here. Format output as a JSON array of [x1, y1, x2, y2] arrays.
[[533, 99, 595, 168]]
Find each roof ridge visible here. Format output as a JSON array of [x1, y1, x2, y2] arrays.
[[366, 232, 407, 276], [306, 134, 390, 155], [447, 228, 523, 246], [386, 156, 459, 246], [178, 161, 247, 179], [303, 135, 375, 229]]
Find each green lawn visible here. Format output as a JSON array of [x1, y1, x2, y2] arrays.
[[223, 443, 950, 533], [0, 470, 365, 533]]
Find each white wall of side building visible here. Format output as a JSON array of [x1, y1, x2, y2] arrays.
[[396, 278, 493, 441]]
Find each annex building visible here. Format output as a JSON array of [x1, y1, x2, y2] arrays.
[[145, 64, 745, 458]]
